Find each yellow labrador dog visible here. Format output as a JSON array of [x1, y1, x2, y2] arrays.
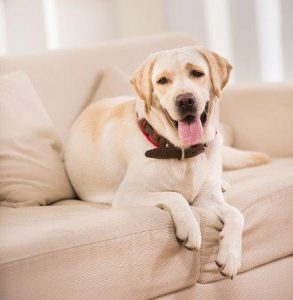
[[65, 47, 268, 279]]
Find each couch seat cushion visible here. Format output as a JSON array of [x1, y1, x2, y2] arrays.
[[199, 158, 293, 283], [1, 159, 292, 298], [0, 203, 200, 300]]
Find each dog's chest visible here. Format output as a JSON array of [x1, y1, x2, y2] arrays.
[[147, 155, 208, 202]]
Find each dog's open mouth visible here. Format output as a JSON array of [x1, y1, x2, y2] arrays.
[[166, 102, 209, 146], [174, 102, 209, 128]]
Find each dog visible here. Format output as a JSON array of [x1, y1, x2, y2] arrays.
[[65, 46, 269, 279]]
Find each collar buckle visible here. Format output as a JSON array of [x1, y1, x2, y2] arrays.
[[180, 148, 185, 160]]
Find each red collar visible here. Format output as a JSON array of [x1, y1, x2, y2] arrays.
[[137, 117, 207, 160], [137, 119, 160, 147]]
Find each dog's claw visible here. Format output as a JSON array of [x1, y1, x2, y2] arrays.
[[220, 271, 226, 277], [176, 235, 198, 251], [176, 236, 184, 243], [183, 245, 196, 251], [176, 235, 200, 251], [215, 260, 223, 269], [183, 243, 199, 252], [219, 270, 233, 280]]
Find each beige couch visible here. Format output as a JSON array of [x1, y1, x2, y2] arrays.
[[0, 33, 292, 300]]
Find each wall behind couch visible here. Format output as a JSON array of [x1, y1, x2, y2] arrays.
[[0, 0, 292, 83]]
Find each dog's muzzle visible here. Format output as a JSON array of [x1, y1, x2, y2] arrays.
[[175, 93, 196, 117]]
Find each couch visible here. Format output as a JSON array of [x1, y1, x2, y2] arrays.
[[0, 33, 292, 300]]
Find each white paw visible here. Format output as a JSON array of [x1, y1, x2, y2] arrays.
[[173, 210, 201, 251], [216, 240, 241, 279]]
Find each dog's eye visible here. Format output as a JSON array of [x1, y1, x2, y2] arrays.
[[157, 77, 169, 85], [190, 70, 204, 78]]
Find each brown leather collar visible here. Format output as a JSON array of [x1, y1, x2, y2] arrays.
[[137, 118, 206, 160]]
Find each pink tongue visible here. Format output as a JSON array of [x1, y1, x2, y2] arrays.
[[178, 114, 203, 145]]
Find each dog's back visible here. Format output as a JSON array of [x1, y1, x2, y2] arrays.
[[65, 97, 136, 203]]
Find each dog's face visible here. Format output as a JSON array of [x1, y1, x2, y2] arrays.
[[152, 49, 210, 123], [131, 47, 231, 145]]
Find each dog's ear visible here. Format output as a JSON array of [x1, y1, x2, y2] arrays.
[[197, 47, 232, 98], [130, 53, 158, 113]]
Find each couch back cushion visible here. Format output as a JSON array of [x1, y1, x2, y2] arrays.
[[91, 66, 134, 103], [0, 33, 196, 140], [0, 72, 75, 207], [221, 83, 293, 156]]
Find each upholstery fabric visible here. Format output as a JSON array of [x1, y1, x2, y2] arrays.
[[221, 83, 293, 156], [0, 204, 200, 300], [159, 256, 293, 300], [0, 72, 75, 207], [91, 66, 134, 103]]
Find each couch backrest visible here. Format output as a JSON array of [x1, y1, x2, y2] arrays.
[[222, 83, 293, 156], [0, 33, 196, 140]]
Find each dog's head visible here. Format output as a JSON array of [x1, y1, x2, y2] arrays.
[[131, 46, 232, 146]]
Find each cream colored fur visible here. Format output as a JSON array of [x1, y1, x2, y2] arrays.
[[65, 47, 268, 279]]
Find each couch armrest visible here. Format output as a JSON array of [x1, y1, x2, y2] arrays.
[[0, 203, 201, 299], [221, 83, 293, 157]]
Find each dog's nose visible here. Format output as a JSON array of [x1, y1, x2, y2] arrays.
[[176, 93, 196, 114]]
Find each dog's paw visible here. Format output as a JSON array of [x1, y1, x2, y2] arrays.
[[174, 210, 201, 251], [216, 243, 241, 279]]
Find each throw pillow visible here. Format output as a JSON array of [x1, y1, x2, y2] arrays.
[[0, 72, 75, 207]]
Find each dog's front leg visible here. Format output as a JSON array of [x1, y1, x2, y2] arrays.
[[195, 182, 244, 279], [113, 186, 201, 251]]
